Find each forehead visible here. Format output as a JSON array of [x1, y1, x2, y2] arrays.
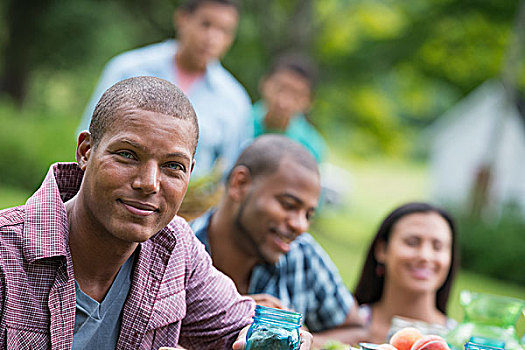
[[392, 212, 452, 241], [102, 108, 196, 154], [189, 2, 239, 21], [253, 159, 320, 202], [267, 69, 311, 91]]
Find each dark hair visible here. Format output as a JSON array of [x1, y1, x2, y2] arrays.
[[266, 53, 318, 91], [179, 0, 240, 13], [89, 76, 199, 155], [354, 202, 459, 315], [227, 134, 319, 184]]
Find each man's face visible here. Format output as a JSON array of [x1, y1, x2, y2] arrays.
[[175, 2, 238, 70], [233, 159, 321, 264], [261, 69, 312, 122], [77, 109, 195, 244]]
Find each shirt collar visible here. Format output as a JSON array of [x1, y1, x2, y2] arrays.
[[171, 39, 223, 92], [193, 208, 281, 274], [23, 162, 82, 263]]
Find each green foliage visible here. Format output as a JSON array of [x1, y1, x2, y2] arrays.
[[0, 99, 76, 191], [312, 0, 522, 156], [455, 206, 525, 285]]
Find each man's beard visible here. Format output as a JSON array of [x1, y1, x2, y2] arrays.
[[233, 196, 273, 265]]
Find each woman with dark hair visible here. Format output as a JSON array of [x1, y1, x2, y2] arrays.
[[354, 202, 459, 343]]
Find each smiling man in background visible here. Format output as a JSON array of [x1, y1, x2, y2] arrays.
[[191, 135, 366, 347]]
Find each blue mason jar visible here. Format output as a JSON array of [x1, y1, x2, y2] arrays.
[[464, 338, 505, 350], [246, 305, 302, 350]]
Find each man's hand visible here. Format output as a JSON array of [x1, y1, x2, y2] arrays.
[[232, 325, 250, 350], [232, 325, 313, 349], [248, 293, 285, 309], [298, 329, 314, 349]]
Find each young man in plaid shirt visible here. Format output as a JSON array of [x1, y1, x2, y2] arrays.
[[0, 77, 312, 349], [191, 135, 366, 348]]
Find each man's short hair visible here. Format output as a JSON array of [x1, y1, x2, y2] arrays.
[[89, 76, 199, 155], [227, 135, 319, 184], [266, 53, 318, 91], [179, 0, 240, 13]]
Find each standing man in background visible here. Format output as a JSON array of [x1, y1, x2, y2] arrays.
[[78, 0, 252, 179]]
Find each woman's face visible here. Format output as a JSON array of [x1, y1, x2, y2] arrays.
[[376, 212, 453, 294]]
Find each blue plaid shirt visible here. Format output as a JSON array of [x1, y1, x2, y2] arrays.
[[190, 210, 354, 332]]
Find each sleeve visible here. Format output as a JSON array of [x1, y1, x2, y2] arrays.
[[179, 229, 255, 349], [302, 237, 354, 332], [0, 266, 5, 346], [219, 91, 254, 176]]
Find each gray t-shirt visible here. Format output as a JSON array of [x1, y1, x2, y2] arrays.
[[72, 252, 135, 349]]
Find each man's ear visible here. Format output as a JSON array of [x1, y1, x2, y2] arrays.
[[76, 132, 93, 171], [374, 240, 387, 264], [228, 166, 252, 202]]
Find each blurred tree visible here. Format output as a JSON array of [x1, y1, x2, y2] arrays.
[[244, 0, 314, 55], [0, 0, 54, 105], [312, 0, 522, 156]]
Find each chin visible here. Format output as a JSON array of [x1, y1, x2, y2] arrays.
[[115, 225, 159, 243], [404, 282, 440, 295], [259, 251, 281, 265]]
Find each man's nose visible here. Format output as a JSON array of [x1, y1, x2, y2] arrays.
[[206, 27, 223, 47], [288, 211, 309, 235], [132, 161, 160, 194]]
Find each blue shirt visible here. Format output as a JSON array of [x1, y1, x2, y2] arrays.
[[78, 40, 253, 178], [190, 210, 354, 332], [72, 250, 135, 349], [252, 101, 327, 163]]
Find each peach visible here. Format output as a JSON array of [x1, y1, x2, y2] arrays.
[[378, 344, 399, 350], [410, 335, 450, 350], [389, 327, 424, 350]]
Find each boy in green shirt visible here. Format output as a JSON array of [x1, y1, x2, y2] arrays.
[[252, 54, 327, 163]]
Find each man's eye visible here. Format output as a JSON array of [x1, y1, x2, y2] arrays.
[[118, 151, 134, 159], [165, 162, 184, 171], [281, 201, 296, 210], [404, 237, 419, 246]]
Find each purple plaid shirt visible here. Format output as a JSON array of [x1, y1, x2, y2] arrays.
[[0, 163, 255, 349]]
